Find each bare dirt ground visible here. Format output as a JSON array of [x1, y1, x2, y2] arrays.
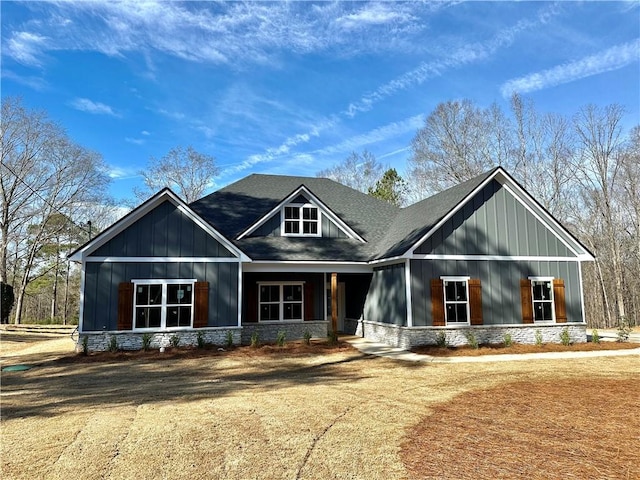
[[1, 332, 639, 480]]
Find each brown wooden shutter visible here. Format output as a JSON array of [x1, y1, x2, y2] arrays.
[[520, 279, 533, 324], [468, 279, 483, 325], [431, 279, 445, 327], [193, 281, 209, 328], [304, 283, 314, 321], [553, 279, 567, 323], [117, 282, 134, 330]]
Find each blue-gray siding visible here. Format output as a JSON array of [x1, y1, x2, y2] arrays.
[[364, 263, 407, 326], [93, 200, 234, 257], [415, 180, 575, 257], [82, 261, 239, 331], [410, 259, 582, 326]]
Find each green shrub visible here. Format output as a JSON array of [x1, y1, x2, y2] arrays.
[[226, 330, 234, 348], [591, 329, 600, 344], [108, 335, 118, 352], [503, 333, 513, 347], [0, 282, 15, 324], [327, 329, 338, 345], [303, 330, 312, 346], [196, 331, 205, 348], [617, 319, 631, 342], [276, 330, 286, 347], [142, 333, 153, 351], [250, 331, 260, 348], [560, 327, 571, 346], [464, 330, 479, 349], [169, 334, 180, 348], [535, 329, 543, 346], [435, 331, 448, 348], [81, 335, 89, 355]]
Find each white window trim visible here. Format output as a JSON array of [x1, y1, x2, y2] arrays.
[[258, 281, 305, 322], [441, 276, 471, 326], [529, 276, 556, 323], [281, 203, 322, 237], [132, 279, 197, 331]]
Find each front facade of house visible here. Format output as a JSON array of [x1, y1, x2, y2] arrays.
[[70, 167, 593, 351]]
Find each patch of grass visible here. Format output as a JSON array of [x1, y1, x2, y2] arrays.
[[196, 331, 205, 349], [435, 331, 448, 348], [142, 333, 153, 351], [464, 330, 479, 349], [303, 330, 312, 346], [535, 329, 543, 346], [108, 335, 118, 353]]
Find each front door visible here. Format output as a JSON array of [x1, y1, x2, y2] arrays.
[[326, 282, 346, 332]]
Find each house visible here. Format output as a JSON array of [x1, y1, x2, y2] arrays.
[[69, 167, 593, 351]]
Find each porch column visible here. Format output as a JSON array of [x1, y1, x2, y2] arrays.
[[331, 272, 338, 334]]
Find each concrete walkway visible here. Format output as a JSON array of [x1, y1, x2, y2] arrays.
[[343, 336, 640, 364]]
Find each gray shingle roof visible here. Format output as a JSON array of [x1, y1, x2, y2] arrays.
[[189, 169, 498, 262]]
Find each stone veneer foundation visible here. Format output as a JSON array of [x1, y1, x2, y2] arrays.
[[344, 318, 587, 350], [240, 320, 329, 344]]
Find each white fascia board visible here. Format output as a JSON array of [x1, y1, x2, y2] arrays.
[[69, 189, 250, 262], [85, 257, 241, 263], [243, 261, 372, 274], [411, 254, 587, 262], [236, 185, 365, 243]]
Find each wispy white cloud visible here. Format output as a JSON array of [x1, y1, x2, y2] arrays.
[[344, 4, 560, 117], [125, 137, 145, 145], [69, 98, 120, 117], [314, 114, 424, 157], [3, 1, 438, 68], [1, 69, 49, 91], [106, 165, 138, 180], [500, 38, 640, 97]]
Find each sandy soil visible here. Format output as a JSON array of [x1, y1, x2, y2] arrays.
[[1, 332, 638, 480]]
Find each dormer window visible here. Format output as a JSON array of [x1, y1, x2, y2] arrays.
[[283, 203, 320, 236]]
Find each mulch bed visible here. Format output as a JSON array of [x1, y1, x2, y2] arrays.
[[411, 341, 639, 356], [53, 339, 354, 364], [401, 378, 640, 480]]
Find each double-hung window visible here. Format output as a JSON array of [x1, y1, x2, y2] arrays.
[[442, 277, 470, 325], [283, 204, 320, 236], [530, 277, 555, 322], [133, 280, 195, 330], [259, 282, 304, 321]]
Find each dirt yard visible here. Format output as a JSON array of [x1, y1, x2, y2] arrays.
[[1, 332, 639, 480]]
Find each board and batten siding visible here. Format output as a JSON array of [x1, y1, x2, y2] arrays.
[[364, 263, 407, 326], [82, 261, 239, 331], [415, 180, 575, 257], [410, 259, 582, 326], [92, 200, 234, 258]]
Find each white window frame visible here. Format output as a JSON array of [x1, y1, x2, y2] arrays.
[[258, 281, 305, 322], [132, 279, 196, 331], [281, 203, 321, 237], [529, 276, 555, 323], [441, 276, 471, 326]]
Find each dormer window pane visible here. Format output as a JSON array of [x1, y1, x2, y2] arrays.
[[285, 207, 299, 219]]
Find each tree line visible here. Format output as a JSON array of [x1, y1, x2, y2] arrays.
[[1, 95, 638, 328]]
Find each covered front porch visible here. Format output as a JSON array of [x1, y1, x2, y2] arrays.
[[240, 264, 372, 343]]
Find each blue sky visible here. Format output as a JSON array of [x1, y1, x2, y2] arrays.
[[2, 1, 639, 203]]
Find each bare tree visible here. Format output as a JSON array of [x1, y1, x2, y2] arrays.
[[135, 145, 219, 203], [1, 96, 111, 324], [572, 104, 627, 325], [317, 150, 384, 193], [407, 99, 499, 200]]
